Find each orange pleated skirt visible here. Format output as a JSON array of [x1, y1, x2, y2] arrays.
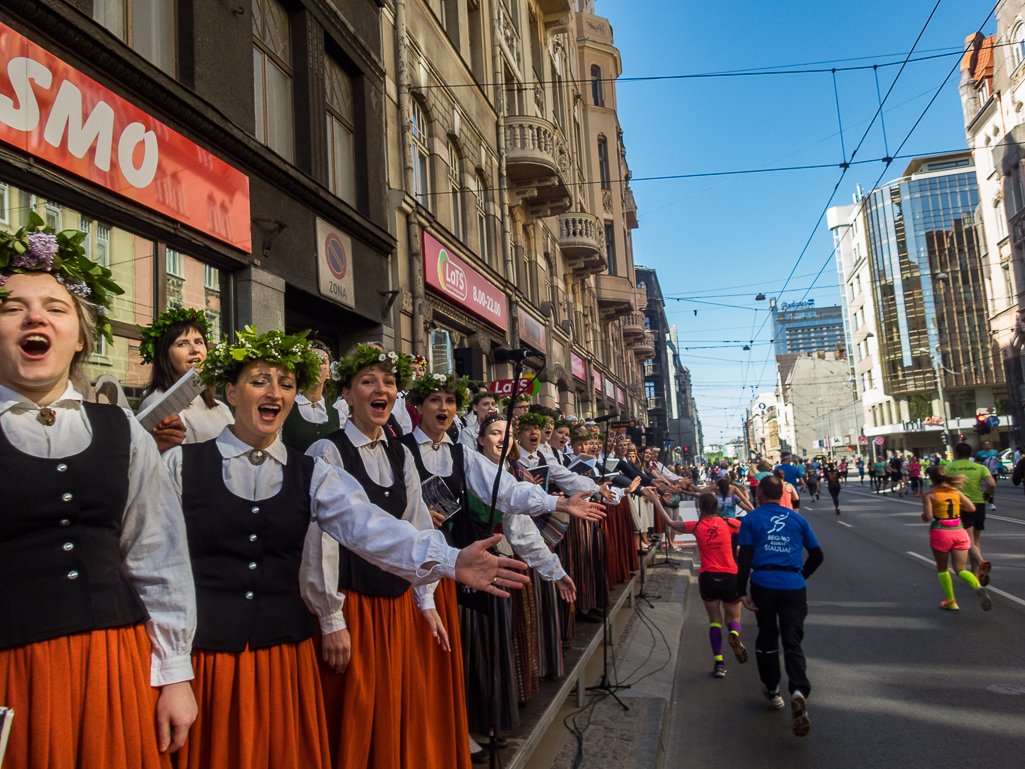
[[0, 624, 170, 769], [317, 588, 467, 769], [175, 639, 330, 769], [417, 579, 471, 769]]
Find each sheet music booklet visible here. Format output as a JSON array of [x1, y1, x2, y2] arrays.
[[135, 368, 206, 432], [421, 475, 461, 521]]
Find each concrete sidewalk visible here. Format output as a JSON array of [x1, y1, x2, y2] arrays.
[[523, 546, 697, 769]]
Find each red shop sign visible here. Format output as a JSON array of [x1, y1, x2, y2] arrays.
[[593, 369, 602, 392], [423, 230, 507, 330], [570, 352, 586, 381], [0, 22, 251, 252], [617, 387, 625, 405], [489, 377, 538, 397]]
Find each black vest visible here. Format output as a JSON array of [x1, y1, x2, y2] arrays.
[[0, 403, 148, 649], [326, 428, 410, 597], [280, 399, 341, 453], [181, 440, 318, 652]]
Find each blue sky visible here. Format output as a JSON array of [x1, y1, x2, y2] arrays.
[[599, 0, 996, 449]]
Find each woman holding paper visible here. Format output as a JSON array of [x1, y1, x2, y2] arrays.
[[163, 333, 528, 769], [0, 217, 198, 769], [138, 307, 233, 450]]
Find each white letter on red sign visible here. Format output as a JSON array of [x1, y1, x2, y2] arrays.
[[117, 122, 158, 188], [43, 80, 115, 172], [0, 57, 52, 132]]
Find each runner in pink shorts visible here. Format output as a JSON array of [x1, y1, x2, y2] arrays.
[[922, 466, 991, 611]]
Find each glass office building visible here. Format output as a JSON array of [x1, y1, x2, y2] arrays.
[[864, 152, 1003, 414]]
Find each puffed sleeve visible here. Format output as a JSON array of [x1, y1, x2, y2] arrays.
[[400, 446, 439, 612], [299, 523, 347, 633], [121, 416, 196, 686], [502, 512, 566, 581], [465, 450, 558, 516], [309, 459, 460, 586]]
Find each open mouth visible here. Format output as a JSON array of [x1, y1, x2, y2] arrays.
[[19, 333, 51, 359], [370, 398, 388, 416], [257, 403, 281, 423], [186, 356, 203, 367], [436, 413, 450, 424]]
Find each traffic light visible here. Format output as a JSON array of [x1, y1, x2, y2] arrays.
[[974, 414, 991, 435]]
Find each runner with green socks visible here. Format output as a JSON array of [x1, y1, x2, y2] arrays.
[[922, 466, 992, 612]]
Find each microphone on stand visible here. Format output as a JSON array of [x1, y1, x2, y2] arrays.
[[493, 347, 545, 364], [592, 413, 620, 423]]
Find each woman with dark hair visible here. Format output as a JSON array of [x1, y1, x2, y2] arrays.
[[138, 307, 233, 451], [825, 463, 843, 515], [0, 218, 198, 768]]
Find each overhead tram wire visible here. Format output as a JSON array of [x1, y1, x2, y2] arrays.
[[719, 0, 952, 412]]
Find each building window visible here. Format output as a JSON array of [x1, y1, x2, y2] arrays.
[[978, 78, 992, 109], [597, 138, 611, 190], [590, 64, 604, 107], [605, 222, 616, 275], [79, 218, 92, 261], [1013, 23, 1025, 70], [325, 57, 355, 205], [166, 248, 184, 279], [411, 100, 431, 209], [204, 264, 221, 291], [45, 201, 62, 231], [430, 328, 455, 373], [1008, 168, 1025, 216], [96, 225, 110, 267], [476, 173, 490, 265], [94, 0, 176, 75], [0, 182, 8, 224], [448, 141, 463, 240], [253, 0, 293, 161]]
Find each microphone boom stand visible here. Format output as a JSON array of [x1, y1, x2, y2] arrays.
[[585, 418, 630, 711], [650, 441, 677, 572]]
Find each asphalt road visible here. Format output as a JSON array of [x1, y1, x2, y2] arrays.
[[664, 478, 1025, 768]]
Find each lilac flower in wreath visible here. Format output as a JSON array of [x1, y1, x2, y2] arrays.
[[0, 274, 7, 288], [27, 232, 59, 269], [57, 273, 91, 298]]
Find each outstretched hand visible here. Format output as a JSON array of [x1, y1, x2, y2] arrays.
[[559, 491, 606, 521], [455, 534, 530, 597]]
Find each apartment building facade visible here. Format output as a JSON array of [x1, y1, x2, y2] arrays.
[[959, 6, 1025, 447], [382, 0, 646, 418]]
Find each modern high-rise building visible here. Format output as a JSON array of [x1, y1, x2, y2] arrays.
[[830, 151, 1010, 456], [770, 300, 845, 355]]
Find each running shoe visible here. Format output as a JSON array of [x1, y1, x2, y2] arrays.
[[762, 686, 785, 709], [989, 503, 996, 512], [791, 691, 811, 737], [976, 586, 992, 612], [940, 600, 960, 611], [728, 633, 748, 663], [835, 507, 840, 515], [713, 661, 726, 678], [978, 561, 992, 587]]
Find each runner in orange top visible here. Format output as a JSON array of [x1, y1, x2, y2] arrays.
[[654, 492, 747, 678], [922, 466, 991, 612]]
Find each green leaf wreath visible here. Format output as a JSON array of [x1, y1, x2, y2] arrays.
[[138, 307, 213, 365], [200, 325, 322, 391], [328, 343, 413, 398], [406, 371, 470, 409]]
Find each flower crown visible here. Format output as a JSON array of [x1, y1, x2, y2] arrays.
[[138, 307, 212, 365], [553, 418, 574, 431], [200, 325, 322, 392], [0, 211, 124, 343], [329, 344, 413, 397], [471, 390, 498, 406], [516, 412, 549, 431], [406, 371, 471, 409], [570, 430, 591, 443], [500, 393, 531, 406]]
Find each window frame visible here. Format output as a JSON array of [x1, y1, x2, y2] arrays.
[[94, 0, 177, 76], [476, 172, 490, 265], [325, 57, 356, 206], [252, 0, 295, 162], [411, 100, 431, 209], [597, 137, 611, 190], [590, 64, 604, 107], [448, 140, 463, 240], [1012, 22, 1025, 71]]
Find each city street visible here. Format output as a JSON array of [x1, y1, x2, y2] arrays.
[[665, 480, 1025, 768]]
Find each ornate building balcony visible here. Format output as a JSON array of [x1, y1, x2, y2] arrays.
[[594, 274, 636, 319], [621, 311, 646, 341], [558, 212, 606, 277], [504, 115, 571, 218], [631, 331, 655, 359]]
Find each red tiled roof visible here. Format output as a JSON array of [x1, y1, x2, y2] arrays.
[[962, 33, 995, 85]]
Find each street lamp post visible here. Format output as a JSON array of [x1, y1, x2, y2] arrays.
[[932, 344, 953, 456]]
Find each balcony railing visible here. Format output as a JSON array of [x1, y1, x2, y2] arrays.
[[647, 396, 664, 410], [558, 212, 606, 277], [631, 331, 655, 358], [503, 115, 571, 216], [622, 311, 646, 340]]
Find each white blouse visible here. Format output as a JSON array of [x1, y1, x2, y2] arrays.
[[300, 421, 440, 634], [409, 427, 556, 516], [0, 382, 196, 687], [162, 427, 459, 599], [138, 389, 234, 445], [294, 393, 346, 425], [517, 442, 597, 496]]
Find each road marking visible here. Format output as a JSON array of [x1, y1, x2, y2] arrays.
[[906, 551, 1025, 607], [837, 520, 852, 528], [988, 514, 1025, 526]]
